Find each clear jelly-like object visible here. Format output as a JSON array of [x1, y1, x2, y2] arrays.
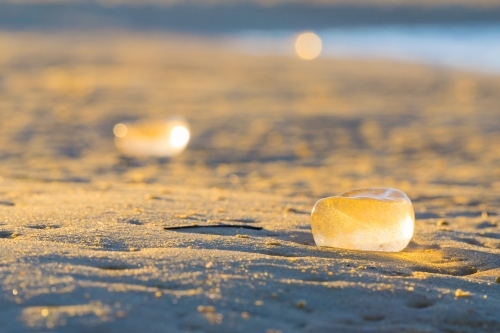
[[113, 117, 190, 157], [310, 188, 414, 252]]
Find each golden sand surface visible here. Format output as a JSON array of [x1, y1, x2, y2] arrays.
[[1, 32, 500, 332]]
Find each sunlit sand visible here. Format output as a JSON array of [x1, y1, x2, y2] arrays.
[[0, 32, 500, 332]]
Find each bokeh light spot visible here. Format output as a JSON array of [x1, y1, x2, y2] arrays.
[[295, 32, 322, 60], [113, 123, 128, 138], [170, 125, 190, 149]]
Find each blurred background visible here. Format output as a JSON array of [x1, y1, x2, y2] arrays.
[[1, 0, 500, 197]]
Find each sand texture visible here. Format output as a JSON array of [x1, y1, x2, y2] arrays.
[[1, 33, 500, 332]]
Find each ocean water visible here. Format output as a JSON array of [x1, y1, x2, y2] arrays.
[[1, 1, 498, 74], [228, 24, 500, 74]]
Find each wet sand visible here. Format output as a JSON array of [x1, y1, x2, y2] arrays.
[[1, 32, 500, 332]]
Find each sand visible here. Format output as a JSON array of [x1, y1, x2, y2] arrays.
[[1, 32, 500, 332]]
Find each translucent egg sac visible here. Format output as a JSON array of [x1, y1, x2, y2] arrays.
[[310, 188, 414, 252], [113, 117, 190, 158]]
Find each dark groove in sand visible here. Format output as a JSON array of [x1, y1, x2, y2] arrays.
[[164, 224, 263, 231]]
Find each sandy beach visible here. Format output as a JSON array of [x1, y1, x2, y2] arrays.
[[1, 32, 500, 332]]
